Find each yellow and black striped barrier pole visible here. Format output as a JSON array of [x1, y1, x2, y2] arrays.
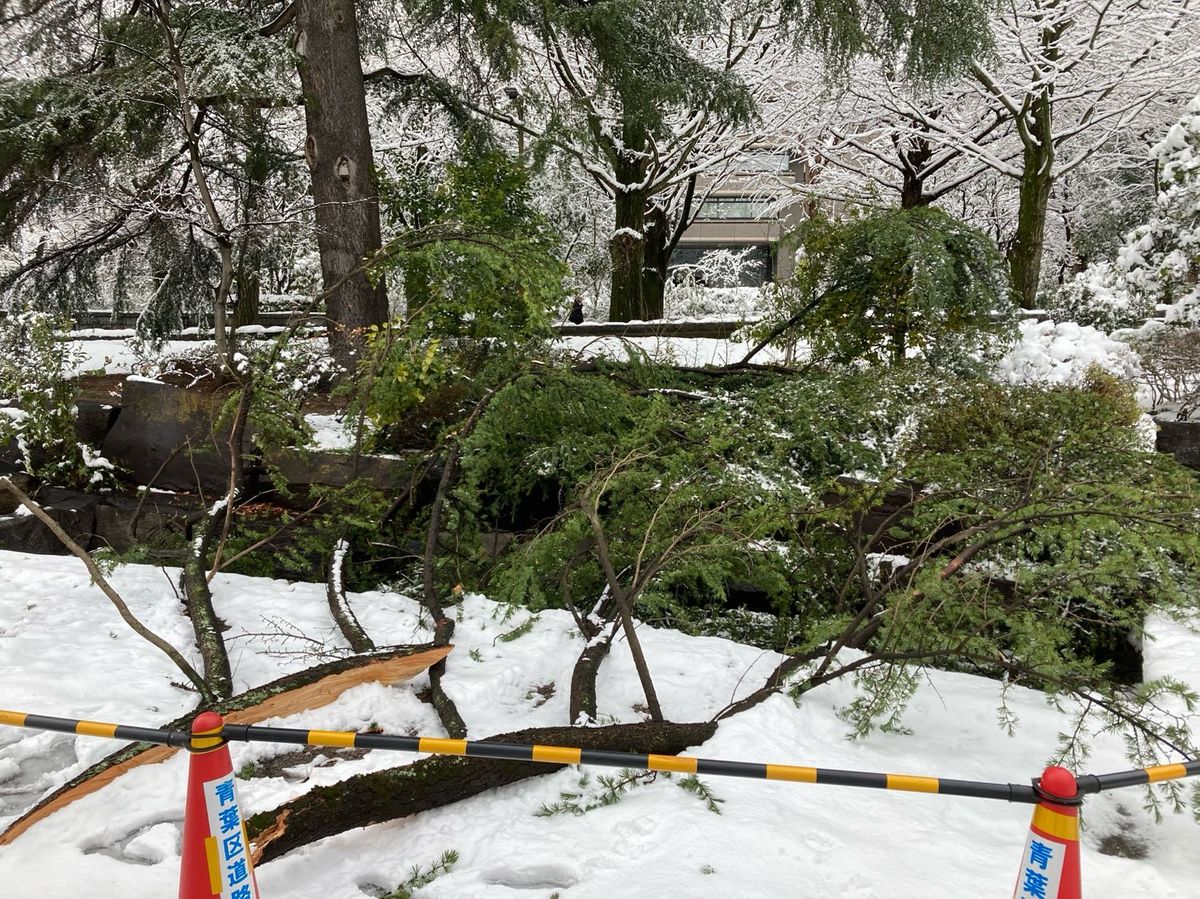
[[2, 708, 1198, 804], [0, 709, 192, 748]]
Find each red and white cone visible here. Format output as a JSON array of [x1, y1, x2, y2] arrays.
[[179, 711, 262, 899], [1013, 766, 1082, 899]]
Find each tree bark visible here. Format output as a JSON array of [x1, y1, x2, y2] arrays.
[[608, 129, 651, 322], [179, 384, 255, 703], [568, 596, 619, 724], [326, 540, 376, 653], [1008, 121, 1054, 309], [641, 204, 671, 321], [231, 107, 269, 333], [609, 186, 648, 322], [182, 504, 234, 701], [294, 0, 389, 364], [247, 720, 718, 863]]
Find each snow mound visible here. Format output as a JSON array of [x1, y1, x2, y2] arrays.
[[995, 320, 1141, 385]]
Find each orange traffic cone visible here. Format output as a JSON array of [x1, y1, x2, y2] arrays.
[[179, 711, 261, 899], [1013, 766, 1082, 899]]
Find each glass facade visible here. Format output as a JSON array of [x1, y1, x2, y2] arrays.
[[695, 197, 775, 221]]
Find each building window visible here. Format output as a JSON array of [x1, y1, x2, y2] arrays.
[[737, 150, 791, 173], [695, 197, 775, 221], [669, 244, 774, 287]]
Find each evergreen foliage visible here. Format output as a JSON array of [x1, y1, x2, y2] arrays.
[[0, 0, 300, 330], [781, 0, 993, 81], [382, 849, 460, 899], [360, 138, 565, 438], [759, 206, 1014, 368], [0, 307, 117, 487], [456, 361, 1200, 744]]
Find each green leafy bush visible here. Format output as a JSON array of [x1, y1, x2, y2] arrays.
[[359, 138, 567, 446], [0, 308, 117, 487]]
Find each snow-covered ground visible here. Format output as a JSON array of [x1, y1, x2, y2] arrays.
[[67, 313, 1142, 388], [0, 550, 1196, 897]]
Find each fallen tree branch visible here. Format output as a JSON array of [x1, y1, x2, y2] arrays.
[[0, 644, 451, 846], [247, 719, 717, 863], [326, 538, 375, 653]]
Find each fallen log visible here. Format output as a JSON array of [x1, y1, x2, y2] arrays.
[[248, 719, 717, 863], [0, 644, 450, 845]]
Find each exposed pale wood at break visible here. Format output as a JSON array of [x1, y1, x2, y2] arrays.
[[0, 645, 451, 845]]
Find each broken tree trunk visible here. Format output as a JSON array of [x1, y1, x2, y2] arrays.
[[326, 539, 376, 653], [247, 720, 717, 863], [0, 644, 450, 845], [568, 592, 620, 724]]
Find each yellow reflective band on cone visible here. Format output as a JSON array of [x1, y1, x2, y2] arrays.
[[1032, 805, 1079, 842], [205, 836, 222, 894], [190, 728, 224, 752]]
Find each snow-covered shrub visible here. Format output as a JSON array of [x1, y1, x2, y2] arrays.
[[1070, 95, 1200, 326], [0, 308, 117, 487], [662, 248, 768, 320], [1132, 327, 1200, 419], [673, 246, 763, 289], [662, 282, 763, 320], [1048, 261, 1154, 330]]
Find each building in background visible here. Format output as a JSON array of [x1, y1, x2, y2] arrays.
[[671, 147, 814, 287]]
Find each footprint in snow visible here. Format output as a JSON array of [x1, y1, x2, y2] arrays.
[[482, 862, 581, 890]]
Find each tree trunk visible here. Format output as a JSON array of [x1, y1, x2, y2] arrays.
[[900, 173, 926, 209], [247, 720, 717, 863], [641, 204, 671, 320], [232, 107, 268, 333], [1008, 89, 1055, 309], [899, 136, 933, 209], [232, 268, 261, 331], [1008, 141, 1054, 309], [608, 131, 651, 322], [294, 0, 388, 364], [609, 187, 648, 321]]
